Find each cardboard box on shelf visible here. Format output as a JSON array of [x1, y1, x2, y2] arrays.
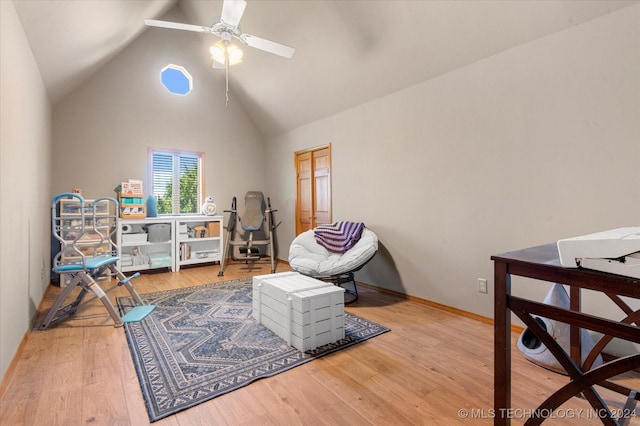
[[121, 179, 143, 196], [207, 221, 220, 237], [120, 205, 146, 219]]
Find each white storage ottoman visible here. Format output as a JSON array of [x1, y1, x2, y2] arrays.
[[252, 272, 345, 352]]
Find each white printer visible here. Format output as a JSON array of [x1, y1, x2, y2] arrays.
[[557, 227, 640, 279]]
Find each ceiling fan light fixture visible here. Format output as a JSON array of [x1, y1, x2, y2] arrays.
[[210, 42, 225, 62], [227, 44, 243, 64], [210, 41, 243, 66]]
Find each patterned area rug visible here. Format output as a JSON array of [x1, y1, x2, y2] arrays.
[[117, 278, 390, 422]]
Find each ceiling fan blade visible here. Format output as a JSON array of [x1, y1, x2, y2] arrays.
[[221, 0, 247, 28], [242, 34, 295, 59], [144, 19, 213, 34]]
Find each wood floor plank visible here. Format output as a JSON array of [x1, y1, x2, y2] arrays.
[[263, 363, 372, 425]]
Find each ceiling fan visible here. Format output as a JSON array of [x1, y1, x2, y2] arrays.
[[145, 0, 295, 105]]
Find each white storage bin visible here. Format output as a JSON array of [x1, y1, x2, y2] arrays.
[[146, 223, 171, 242], [252, 272, 345, 352], [148, 252, 172, 268], [122, 233, 147, 244]]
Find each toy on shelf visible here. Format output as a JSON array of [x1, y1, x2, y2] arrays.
[[117, 179, 146, 219]]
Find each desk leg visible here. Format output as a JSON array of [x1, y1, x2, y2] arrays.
[[494, 261, 511, 426], [570, 286, 581, 368]]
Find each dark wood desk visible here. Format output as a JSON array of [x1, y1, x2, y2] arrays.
[[492, 243, 640, 425]]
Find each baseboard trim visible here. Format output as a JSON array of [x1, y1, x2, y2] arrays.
[[0, 331, 29, 400], [355, 281, 527, 332]]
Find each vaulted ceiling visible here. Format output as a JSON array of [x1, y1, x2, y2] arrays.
[[13, 0, 639, 138]]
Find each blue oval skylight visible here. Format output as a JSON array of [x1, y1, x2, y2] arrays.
[[160, 64, 192, 96]]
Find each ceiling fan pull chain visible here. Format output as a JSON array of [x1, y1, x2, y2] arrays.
[[225, 55, 230, 107]]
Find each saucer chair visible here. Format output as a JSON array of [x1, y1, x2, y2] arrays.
[[288, 227, 378, 304]]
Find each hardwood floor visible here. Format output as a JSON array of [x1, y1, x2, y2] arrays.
[[1, 262, 638, 425]]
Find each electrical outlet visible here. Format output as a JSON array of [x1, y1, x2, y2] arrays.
[[478, 278, 488, 294]]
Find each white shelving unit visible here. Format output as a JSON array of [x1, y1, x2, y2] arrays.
[[175, 215, 223, 271], [117, 218, 175, 272], [116, 215, 223, 273]]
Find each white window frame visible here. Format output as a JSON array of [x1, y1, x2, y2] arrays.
[[148, 148, 204, 215]]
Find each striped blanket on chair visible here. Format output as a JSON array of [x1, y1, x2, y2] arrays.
[[314, 221, 365, 254]]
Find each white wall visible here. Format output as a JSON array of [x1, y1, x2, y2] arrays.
[[53, 6, 265, 207], [266, 5, 640, 331], [0, 1, 52, 380]]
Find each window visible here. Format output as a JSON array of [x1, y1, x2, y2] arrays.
[[160, 64, 193, 96], [149, 149, 204, 215]]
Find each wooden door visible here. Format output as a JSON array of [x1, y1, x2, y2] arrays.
[[296, 151, 313, 234], [295, 145, 332, 235], [312, 147, 331, 226]]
